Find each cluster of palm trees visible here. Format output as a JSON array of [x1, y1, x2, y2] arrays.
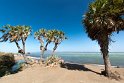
[[0, 25, 67, 63], [83, 0, 124, 77]]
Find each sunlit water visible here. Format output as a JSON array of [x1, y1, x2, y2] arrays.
[[29, 52, 124, 67]]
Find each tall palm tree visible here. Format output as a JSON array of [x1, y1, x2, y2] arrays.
[[83, 0, 124, 77], [51, 30, 67, 56]]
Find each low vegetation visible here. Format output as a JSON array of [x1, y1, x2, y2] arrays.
[[45, 55, 64, 67], [0, 53, 15, 77]]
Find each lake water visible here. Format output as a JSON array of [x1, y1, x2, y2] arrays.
[[29, 52, 124, 67]]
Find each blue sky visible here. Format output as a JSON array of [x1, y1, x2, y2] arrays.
[[0, 0, 124, 53]]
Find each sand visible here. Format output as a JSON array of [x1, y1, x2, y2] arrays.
[[0, 56, 124, 83]]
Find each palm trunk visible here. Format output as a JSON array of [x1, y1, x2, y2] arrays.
[[39, 42, 50, 62], [22, 39, 28, 63], [44, 42, 49, 50], [22, 41, 25, 54], [15, 41, 21, 50], [22, 42, 26, 60], [40, 48, 45, 61], [99, 34, 111, 77], [38, 37, 45, 62], [52, 43, 58, 56], [52, 50, 55, 56], [15, 41, 26, 60], [102, 50, 111, 77]]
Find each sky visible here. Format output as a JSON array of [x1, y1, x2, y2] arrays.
[[0, 0, 124, 53]]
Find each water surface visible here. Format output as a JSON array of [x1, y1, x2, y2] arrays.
[[30, 52, 124, 66]]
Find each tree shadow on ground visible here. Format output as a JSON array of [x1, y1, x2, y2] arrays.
[[60, 62, 101, 75]]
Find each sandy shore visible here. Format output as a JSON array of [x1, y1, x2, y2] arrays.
[[0, 55, 124, 83]]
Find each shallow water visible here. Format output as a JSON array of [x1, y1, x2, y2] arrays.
[[11, 60, 25, 72], [29, 52, 124, 66]]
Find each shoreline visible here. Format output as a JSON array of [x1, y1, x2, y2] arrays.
[[0, 55, 124, 83], [27, 52, 124, 67], [14, 54, 124, 68]]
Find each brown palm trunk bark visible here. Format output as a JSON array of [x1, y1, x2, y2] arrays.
[[102, 50, 111, 77], [99, 34, 111, 77]]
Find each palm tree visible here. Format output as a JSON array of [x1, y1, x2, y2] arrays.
[[0, 25, 31, 62], [0, 25, 17, 42], [44, 30, 55, 50], [51, 30, 67, 56], [34, 29, 48, 61], [17, 25, 32, 54], [83, 0, 124, 77], [0, 25, 21, 50], [34, 29, 67, 61]]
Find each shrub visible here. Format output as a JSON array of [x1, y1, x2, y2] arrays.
[[45, 55, 64, 67], [0, 53, 15, 77]]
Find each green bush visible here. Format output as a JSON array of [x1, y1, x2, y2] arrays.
[[0, 53, 15, 77]]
